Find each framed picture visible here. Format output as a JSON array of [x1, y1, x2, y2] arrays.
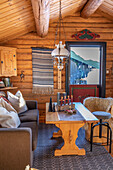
[[66, 42, 106, 97]]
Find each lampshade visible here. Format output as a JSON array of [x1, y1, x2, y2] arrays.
[[51, 41, 70, 57]]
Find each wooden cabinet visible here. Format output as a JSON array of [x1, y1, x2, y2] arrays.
[[0, 46, 17, 76]]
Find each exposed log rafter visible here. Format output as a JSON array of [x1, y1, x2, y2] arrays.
[[31, 0, 50, 37], [81, 0, 104, 18]]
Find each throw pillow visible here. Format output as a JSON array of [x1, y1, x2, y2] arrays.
[[0, 96, 12, 105], [7, 90, 28, 114], [0, 97, 20, 128], [0, 97, 17, 113], [0, 91, 6, 97]]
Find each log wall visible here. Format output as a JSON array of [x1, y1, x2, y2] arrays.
[[3, 12, 113, 122]]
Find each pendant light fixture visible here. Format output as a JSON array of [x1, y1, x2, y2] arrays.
[[51, 0, 70, 70]]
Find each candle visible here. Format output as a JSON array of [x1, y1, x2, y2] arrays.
[[61, 96, 63, 106], [64, 96, 66, 105], [71, 95, 73, 104], [68, 96, 70, 105]]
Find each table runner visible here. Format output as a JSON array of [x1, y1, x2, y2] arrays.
[[32, 47, 54, 94]]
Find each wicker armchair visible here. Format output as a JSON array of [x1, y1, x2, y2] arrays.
[[83, 97, 113, 143]]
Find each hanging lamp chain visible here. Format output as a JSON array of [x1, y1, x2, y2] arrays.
[[54, 19, 59, 47], [54, 0, 67, 47]]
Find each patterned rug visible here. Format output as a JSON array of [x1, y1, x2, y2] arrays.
[[33, 124, 113, 170]]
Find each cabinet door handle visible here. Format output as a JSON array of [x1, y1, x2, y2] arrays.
[[1, 61, 3, 64]]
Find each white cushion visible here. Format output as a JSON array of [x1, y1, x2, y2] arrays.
[[0, 98, 20, 128], [7, 90, 28, 114]]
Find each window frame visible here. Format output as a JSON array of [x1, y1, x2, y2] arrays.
[[65, 41, 106, 97]]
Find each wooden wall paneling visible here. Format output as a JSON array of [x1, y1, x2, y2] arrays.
[[16, 48, 32, 53], [12, 75, 32, 83], [3, 12, 113, 122], [17, 69, 32, 75]]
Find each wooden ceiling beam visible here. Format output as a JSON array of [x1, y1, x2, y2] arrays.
[[80, 0, 104, 18], [31, 0, 50, 37], [97, 0, 113, 21]]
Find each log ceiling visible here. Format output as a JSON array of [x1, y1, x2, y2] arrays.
[[0, 0, 113, 43], [31, 0, 50, 37], [80, 0, 104, 18]]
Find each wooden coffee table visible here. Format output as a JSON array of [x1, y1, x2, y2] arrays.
[[46, 102, 98, 156]]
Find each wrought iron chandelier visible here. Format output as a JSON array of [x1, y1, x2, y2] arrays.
[[51, 0, 70, 70]]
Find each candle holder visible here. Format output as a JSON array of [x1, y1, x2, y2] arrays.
[[57, 92, 66, 106]]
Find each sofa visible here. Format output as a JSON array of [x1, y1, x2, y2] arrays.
[[0, 100, 39, 170], [83, 97, 113, 143]]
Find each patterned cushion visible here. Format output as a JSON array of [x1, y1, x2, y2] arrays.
[[0, 96, 12, 105], [7, 91, 28, 114]]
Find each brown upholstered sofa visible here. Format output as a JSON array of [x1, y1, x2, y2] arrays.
[[0, 100, 39, 170]]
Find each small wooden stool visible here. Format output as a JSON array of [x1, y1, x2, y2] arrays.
[[90, 111, 112, 153]]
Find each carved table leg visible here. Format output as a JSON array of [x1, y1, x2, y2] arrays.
[[53, 129, 62, 138], [54, 122, 85, 156]]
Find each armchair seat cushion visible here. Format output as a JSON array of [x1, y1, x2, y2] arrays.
[[19, 109, 39, 122], [92, 111, 111, 119]]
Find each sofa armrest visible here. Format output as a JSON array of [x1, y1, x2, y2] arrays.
[[0, 128, 32, 170], [26, 100, 38, 110]]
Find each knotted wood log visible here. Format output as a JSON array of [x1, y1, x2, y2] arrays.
[[31, 0, 50, 37], [81, 0, 104, 18]]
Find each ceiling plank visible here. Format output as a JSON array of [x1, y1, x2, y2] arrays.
[[97, 0, 113, 21], [0, 7, 33, 24], [31, 0, 50, 37], [0, 25, 35, 44], [0, 0, 8, 5], [0, 1, 32, 19], [50, 0, 87, 22], [81, 0, 104, 18], [0, 20, 35, 37], [0, 15, 34, 32], [0, 10, 34, 28]]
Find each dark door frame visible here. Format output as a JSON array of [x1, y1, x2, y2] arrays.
[[65, 41, 106, 97]]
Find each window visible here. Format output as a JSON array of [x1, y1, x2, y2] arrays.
[[66, 42, 106, 97]]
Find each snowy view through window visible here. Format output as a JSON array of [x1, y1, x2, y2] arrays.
[[70, 47, 100, 85]]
